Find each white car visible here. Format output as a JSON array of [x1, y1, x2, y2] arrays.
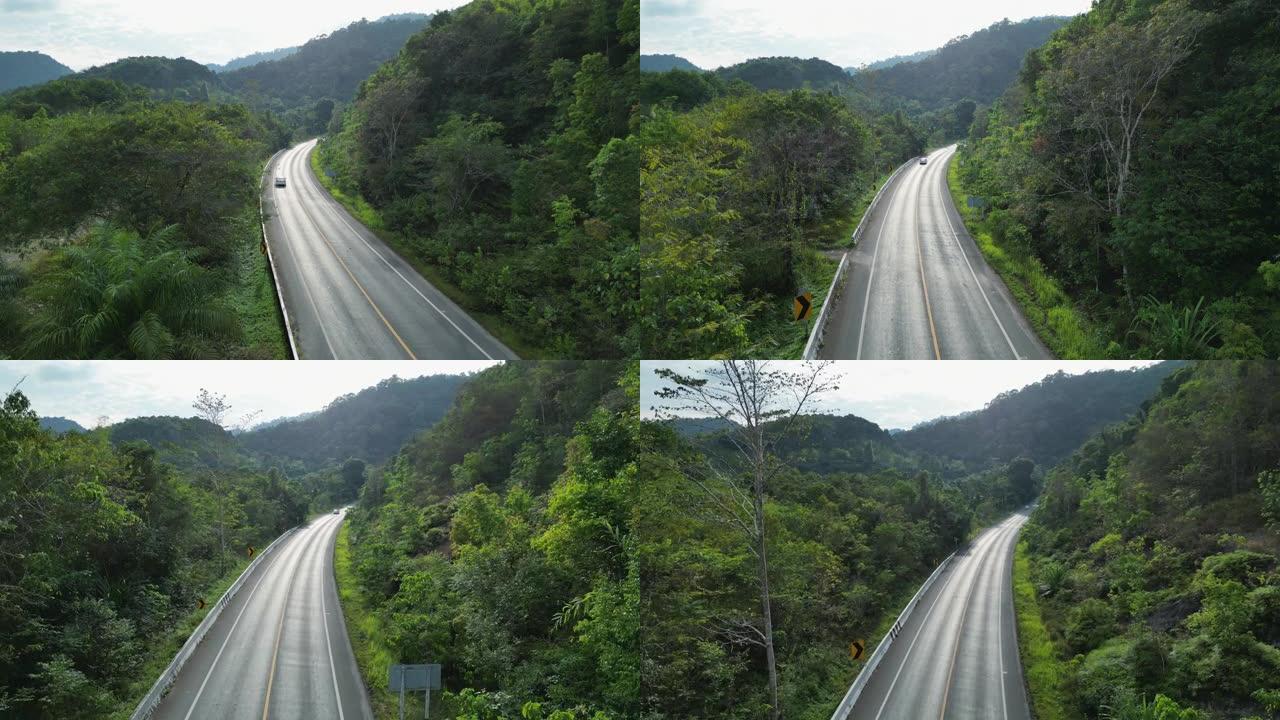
[[919, 157, 928, 165], [274, 176, 287, 187]]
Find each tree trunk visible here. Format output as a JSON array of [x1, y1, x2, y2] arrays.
[[754, 461, 781, 720]]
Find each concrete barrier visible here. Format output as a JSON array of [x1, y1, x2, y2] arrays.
[[828, 550, 956, 720], [129, 527, 298, 720], [803, 158, 915, 359]]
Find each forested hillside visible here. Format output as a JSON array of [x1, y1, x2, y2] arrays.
[[0, 51, 72, 92], [1019, 361, 1280, 718], [342, 361, 636, 718], [714, 57, 850, 92], [0, 391, 310, 718], [639, 54, 701, 72], [207, 47, 299, 73], [898, 363, 1180, 469], [958, 0, 1280, 358], [78, 56, 226, 99], [239, 373, 467, 468], [316, 0, 638, 358], [0, 74, 290, 359]]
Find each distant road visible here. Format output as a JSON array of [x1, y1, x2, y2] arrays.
[[150, 512, 374, 720], [819, 146, 1052, 359], [848, 511, 1032, 720], [264, 140, 517, 360]]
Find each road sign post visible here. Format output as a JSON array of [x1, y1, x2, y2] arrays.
[[390, 663, 442, 720]]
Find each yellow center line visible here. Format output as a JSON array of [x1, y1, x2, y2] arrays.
[[914, 161, 943, 360], [260, 582, 289, 720]]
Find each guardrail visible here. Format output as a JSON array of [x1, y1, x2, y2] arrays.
[[259, 148, 299, 360], [803, 158, 916, 359], [828, 550, 956, 720], [129, 526, 299, 720]]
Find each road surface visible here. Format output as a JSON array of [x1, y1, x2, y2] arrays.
[[820, 146, 1052, 360], [264, 140, 516, 360], [849, 510, 1031, 720], [150, 512, 374, 720]]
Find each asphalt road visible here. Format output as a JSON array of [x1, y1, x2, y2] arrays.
[[849, 510, 1031, 720], [150, 512, 374, 720], [820, 146, 1052, 360], [263, 140, 517, 360]]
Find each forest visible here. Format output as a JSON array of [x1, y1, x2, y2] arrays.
[[341, 361, 637, 718], [315, 0, 639, 358], [638, 16, 1067, 358], [956, 0, 1280, 358], [1019, 361, 1280, 719]]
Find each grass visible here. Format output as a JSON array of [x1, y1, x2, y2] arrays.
[[111, 554, 252, 720], [1012, 540, 1080, 720], [308, 148, 543, 359], [229, 214, 289, 359], [945, 159, 1108, 359]]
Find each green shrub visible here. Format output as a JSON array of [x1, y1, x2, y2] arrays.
[[1067, 598, 1117, 654]]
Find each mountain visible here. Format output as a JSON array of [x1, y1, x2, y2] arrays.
[[1021, 361, 1280, 718], [714, 56, 851, 91], [641, 54, 703, 72], [846, 49, 937, 74], [0, 51, 73, 93], [852, 16, 1070, 111], [898, 362, 1183, 469], [665, 417, 734, 437], [77, 56, 226, 99], [207, 47, 298, 73], [38, 416, 86, 434], [238, 373, 467, 469], [221, 15, 432, 106]]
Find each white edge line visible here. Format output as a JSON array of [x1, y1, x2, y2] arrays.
[[857, 164, 911, 360], [934, 146, 1022, 360], [322, 517, 346, 720], [299, 140, 503, 361], [261, 149, 301, 361]]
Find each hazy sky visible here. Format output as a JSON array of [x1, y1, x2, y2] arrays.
[[0, 360, 498, 429], [641, 0, 1094, 69], [0, 0, 462, 70], [641, 361, 1158, 431]]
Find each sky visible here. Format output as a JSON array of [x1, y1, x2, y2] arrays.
[[641, 0, 1094, 70], [0, 360, 499, 429], [641, 361, 1159, 431], [0, 0, 463, 70]]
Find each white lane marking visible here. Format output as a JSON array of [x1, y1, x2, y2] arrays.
[[297, 141, 501, 360], [932, 147, 1021, 359], [274, 144, 340, 359], [856, 166, 908, 360], [872, 518, 1014, 720], [321, 517, 346, 720], [181, 525, 311, 720]]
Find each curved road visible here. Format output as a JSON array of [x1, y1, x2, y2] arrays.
[[151, 511, 373, 720], [849, 510, 1031, 720], [264, 140, 517, 360], [820, 146, 1051, 360]]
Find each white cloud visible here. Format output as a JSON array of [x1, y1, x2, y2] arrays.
[[641, 360, 1160, 430], [640, 0, 1093, 69], [0, 360, 499, 428], [0, 0, 464, 70]]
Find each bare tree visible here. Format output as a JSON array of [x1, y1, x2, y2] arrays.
[[1043, 0, 1203, 304], [192, 388, 231, 427], [363, 72, 427, 170], [651, 360, 838, 720]]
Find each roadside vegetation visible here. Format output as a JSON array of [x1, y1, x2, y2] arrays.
[[959, 0, 1280, 358]]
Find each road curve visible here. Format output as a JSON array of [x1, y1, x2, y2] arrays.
[[820, 146, 1052, 360], [263, 139, 517, 360], [849, 510, 1031, 720], [150, 512, 374, 720]]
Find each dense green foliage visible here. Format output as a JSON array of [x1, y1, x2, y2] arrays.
[[318, 0, 639, 358], [0, 51, 72, 93], [0, 77, 290, 358], [0, 391, 309, 718], [639, 54, 702, 73], [1022, 362, 1280, 718], [715, 57, 850, 92], [206, 47, 299, 74], [960, 0, 1280, 358], [345, 362, 637, 718], [898, 363, 1181, 469], [78, 56, 225, 100]]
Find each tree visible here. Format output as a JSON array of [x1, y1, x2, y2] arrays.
[[192, 388, 231, 427], [650, 360, 837, 719], [361, 70, 426, 175]]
